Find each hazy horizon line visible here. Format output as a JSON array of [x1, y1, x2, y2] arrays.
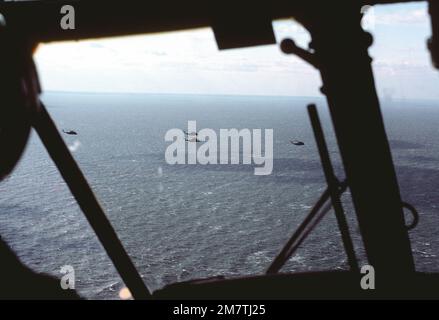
[[41, 90, 439, 104], [42, 90, 323, 99]]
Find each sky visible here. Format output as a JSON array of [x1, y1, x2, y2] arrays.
[[34, 2, 439, 101]]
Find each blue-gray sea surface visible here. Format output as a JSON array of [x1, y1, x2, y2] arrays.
[[0, 92, 438, 299]]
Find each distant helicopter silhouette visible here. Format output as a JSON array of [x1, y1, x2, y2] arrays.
[[62, 129, 78, 135], [184, 130, 198, 136], [290, 140, 304, 146], [184, 130, 203, 142]]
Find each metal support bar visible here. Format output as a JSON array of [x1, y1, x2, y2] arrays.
[[308, 104, 359, 272], [0, 1, 426, 44], [267, 180, 348, 274], [429, 0, 439, 68], [31, 101, 151, 300], [303, 5, 415, 278]]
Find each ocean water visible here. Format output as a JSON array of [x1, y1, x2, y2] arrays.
[[0, 92, 438, 299]]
